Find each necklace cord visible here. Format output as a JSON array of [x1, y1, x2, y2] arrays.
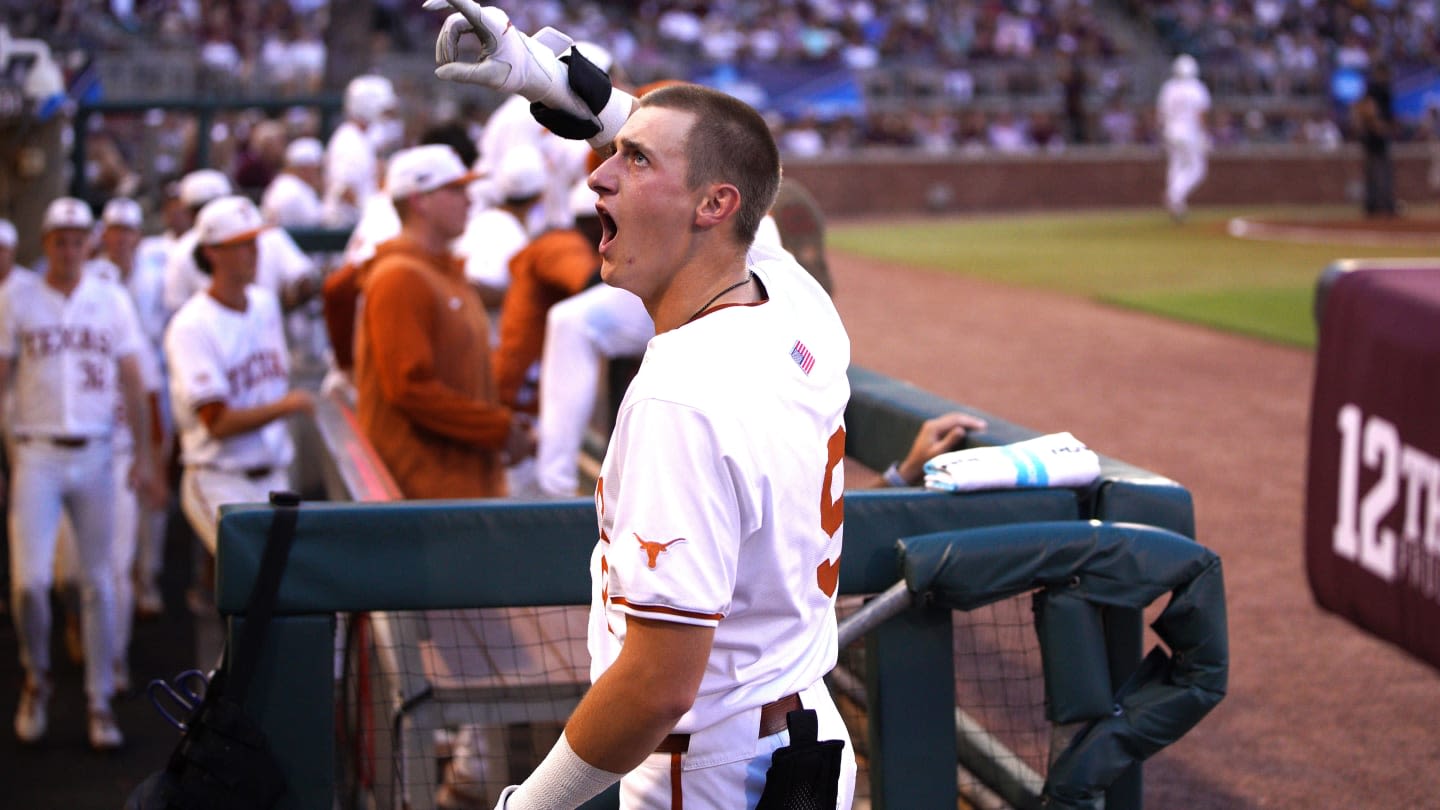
[[687, 270, 754, 323]]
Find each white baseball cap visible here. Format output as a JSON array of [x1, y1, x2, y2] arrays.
[[386, 144, 476, 200], [1173, 54, 1199, 79], [194, 195, 269, 246], [497, 144, 546, 201], [0, 218, 15, 248], [344, 75, 398, 124], [285, 136, 324, 167], [42, 197, 95, 233], [101, 197, 144, 230], [179, 168, 233, 208]]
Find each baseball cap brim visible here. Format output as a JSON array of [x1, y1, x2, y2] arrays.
[[206, 224, 270, 246], [392, 169, 483, 199]]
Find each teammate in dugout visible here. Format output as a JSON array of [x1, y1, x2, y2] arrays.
[[427, 2, 858, 807], [353, 143, 532, 501], [0, 197, 165, 751], [164, 196, 314, 557]]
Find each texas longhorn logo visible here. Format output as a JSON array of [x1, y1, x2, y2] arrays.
[[636, 533, 686, 569]]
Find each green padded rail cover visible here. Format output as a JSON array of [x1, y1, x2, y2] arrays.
[[214, 489, 1082, 612], [897, 521, 1228, 810]]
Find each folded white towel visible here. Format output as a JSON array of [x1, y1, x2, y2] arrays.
[[923, 432, 1101, 493]]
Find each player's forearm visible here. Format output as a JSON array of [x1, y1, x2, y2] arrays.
[[118, 358, 154, 464], [563, 664, 691, 773], [204, 397, 301, 439], [564, 617, 713, 772]]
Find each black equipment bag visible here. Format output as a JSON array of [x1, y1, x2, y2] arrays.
[[754, 708, 846, 810], [126, 492, 301, 810]]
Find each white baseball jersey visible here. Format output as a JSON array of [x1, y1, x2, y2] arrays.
[[339, 192, 401, 269], [534, 216, 785, 499], [588, 246, 851, 750], [135, 231, 177, 326], [1157, 75, 1211, 145], [476, 95, 589, 234], [322, 120, 377, 228], [164, 286, 294, 470], [261, 171, 324, 228], [475, 95, 544, 211], [162, 226, 314, 316], [87, 255, 168, 352], [0, 265, 37, 433], [83, 258, 165, 453], [0, 271, 146, 437], [455, 207, 529, 292]]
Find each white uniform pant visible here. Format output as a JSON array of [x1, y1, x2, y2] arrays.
[[1164, 133, 1208, 214], [536, 285, 654, 497], [180, 465, 292, 555], [8, 438, 118, 706], [54, 445, 141, 675], [134, 373, 174, 601], [621, 680, 856, 810]]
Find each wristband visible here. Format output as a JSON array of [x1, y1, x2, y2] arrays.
[[505, 731, 622, 810], [882, 461, 909, 488]]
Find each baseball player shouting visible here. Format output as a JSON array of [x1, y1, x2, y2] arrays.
[[0, 197, 163, 750], [164, 196, 314, 557], [429, 4, 856, 807]]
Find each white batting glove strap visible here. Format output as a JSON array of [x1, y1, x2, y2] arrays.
[[586, 85, 637, 150]]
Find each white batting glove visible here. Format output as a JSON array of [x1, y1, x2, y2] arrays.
[[423, 0, 633, 148]]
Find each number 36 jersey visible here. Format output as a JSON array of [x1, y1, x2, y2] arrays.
[[0, 272, 145, 438], [589, 245, 850, 736]]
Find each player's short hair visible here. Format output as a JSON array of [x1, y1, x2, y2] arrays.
[[193, 244, 215, 275], [637, 83, 780, 247]]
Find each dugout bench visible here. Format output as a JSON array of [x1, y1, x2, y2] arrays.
[[211, 365, 1217, 810]]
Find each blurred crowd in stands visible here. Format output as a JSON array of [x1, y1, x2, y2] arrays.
[[5, 0, 1435, 181], [1128, 0, 1437, 92]]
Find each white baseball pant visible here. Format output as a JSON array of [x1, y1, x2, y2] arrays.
[[535, 284, 654, 497], [54, 445, 141, 677], [8, 438, 119, 707], [1164, 133, 1208, 215], [180, 466, 292, 555], [134, 376, 174, 609]]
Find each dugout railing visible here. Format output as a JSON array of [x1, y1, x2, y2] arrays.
[[212, 365, 1213, 809]]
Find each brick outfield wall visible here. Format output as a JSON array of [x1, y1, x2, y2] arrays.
[[784, 145, 1433, 219]]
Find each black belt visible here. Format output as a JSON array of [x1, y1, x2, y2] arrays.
[[655, 692, 802, 754], [197, 465, 276, 481], [21, 435, 91, 448]]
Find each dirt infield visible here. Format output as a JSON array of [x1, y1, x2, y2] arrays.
[[829, 250, 1440, 808]]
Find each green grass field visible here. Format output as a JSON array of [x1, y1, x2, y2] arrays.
[[827, 206, 1440, 348]]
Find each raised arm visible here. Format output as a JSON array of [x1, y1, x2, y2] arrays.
[[424, 0, 636, 148]]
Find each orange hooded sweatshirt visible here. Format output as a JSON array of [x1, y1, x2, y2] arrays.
[[354, 235, 510, 499]]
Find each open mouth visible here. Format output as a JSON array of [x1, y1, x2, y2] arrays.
[[596, 204, 617, 253]]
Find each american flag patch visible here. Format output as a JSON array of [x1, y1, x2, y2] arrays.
[[790, 340, 815, 374]]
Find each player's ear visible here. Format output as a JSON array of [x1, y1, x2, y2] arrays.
[[694, 183, 740, 231]]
